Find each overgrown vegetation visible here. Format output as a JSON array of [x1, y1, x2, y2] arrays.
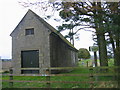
[[78, 48, 91, 60]]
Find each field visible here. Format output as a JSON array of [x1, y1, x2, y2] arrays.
[[78, 59, 114, 67], [2, 59, 118, 88]]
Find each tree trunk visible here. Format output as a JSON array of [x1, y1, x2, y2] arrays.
[[94, 51, 97, 67], [112, 34, 120, 87], [93, 2, 108, 67], [108, 32, 115, 54], [97, 32, 108, 66], [114, 47, 120, 88], [114, 34, 120, 66]]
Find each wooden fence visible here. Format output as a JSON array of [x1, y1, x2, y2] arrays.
[[1, 66, 120, 89]]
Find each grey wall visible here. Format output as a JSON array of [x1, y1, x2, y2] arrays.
[[50, 33, 78, 73], [12, 11, 51, 74], [2, 61, 12, 71]]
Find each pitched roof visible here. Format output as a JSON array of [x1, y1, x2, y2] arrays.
[[10, 9, 78, 51]]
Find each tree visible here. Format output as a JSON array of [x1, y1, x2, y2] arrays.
[[104, 2, 120, 86], [78, 48, 90, 60], [58, 2, 108, 66], [103, 2, 120, 66], [57, 22, 75, 45]]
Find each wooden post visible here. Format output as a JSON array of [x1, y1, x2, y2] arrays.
[[9, 68, 13, 87], [87, 61, 89, 67], [117, 66, 120, 88], [89, 67, 94, 88], [46, 69, 50, 88]]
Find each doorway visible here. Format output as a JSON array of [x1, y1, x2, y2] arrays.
[[21, 50, 39, 74]]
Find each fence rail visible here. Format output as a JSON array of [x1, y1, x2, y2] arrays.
[[2, 66, 120, 88], [1, 73, 118, 76], [20, 66, 120, 69], [3, 80, 118, 84]]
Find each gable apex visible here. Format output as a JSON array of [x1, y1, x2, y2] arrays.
[[10, 9, 36, 37]]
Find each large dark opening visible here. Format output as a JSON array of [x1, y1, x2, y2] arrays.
[[21, 50, 39, 74]]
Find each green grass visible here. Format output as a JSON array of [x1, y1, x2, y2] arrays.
[[50, 68, 91, 88], [2, 67, 116, 88], [79, 58, 115, 67], [2, 68, 90, 88], [78, 59, 93, 67], [108, 59, 114, 66], [2, 59, 116, 88]]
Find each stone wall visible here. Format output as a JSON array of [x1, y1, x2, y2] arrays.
[[2, 61, 12, 71]]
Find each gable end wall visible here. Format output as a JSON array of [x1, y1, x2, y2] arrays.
[[12, 11, 51, 74]]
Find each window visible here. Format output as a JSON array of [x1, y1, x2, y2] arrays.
[[25, 28, 34, 35]]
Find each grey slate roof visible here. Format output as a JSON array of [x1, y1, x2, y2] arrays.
[[10, 9, 78, 51]]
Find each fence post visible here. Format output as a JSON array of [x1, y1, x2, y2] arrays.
[[117, 66, 120, 88], [89, 67, 94, 88], [46, 68, 50, 88], [87, 61, 89, 67], [9, 68, 13, 87]]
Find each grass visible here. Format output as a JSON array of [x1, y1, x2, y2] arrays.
[[79, 58, 115, 67], [2, 68, 91, 88], [78, 59, 93, 67], [108, 59, 114, 66], [2, 67, 116, 88], [2, 59, 117, 88], [50, 68, 91, 88]]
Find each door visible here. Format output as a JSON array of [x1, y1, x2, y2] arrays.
[[21, 50, 39, 74]]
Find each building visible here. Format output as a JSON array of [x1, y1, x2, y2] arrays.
[[10, 9, 78, 74]]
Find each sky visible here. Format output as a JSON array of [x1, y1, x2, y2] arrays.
[[0, 0, 94, 59]]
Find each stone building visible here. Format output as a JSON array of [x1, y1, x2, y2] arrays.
[[10, 10, 78, 74]]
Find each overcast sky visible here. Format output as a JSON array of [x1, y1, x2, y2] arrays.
[[0, 0, 94, 59]]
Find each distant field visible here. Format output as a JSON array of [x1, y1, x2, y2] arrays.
[[79, 59, 114, 67]]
